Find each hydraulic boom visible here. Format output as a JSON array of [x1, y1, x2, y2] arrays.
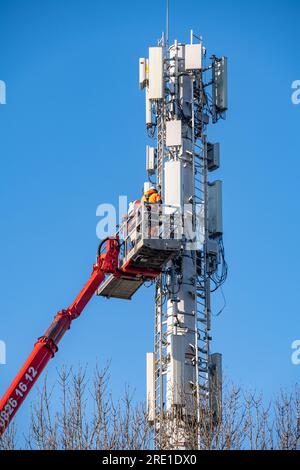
[[0, 238, 123, 436]]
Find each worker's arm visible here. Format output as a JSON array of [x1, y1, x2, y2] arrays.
[[0, 238, 119, 436]]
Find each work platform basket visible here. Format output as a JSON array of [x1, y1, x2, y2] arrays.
[[97, 204, 183, 300]]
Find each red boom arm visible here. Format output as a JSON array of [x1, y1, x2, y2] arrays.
[[0, 238, 120, 436]]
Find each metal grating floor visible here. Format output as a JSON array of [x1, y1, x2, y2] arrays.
[[97, 275, 144, 300]]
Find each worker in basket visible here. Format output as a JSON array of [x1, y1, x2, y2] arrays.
[[141, 186, 162, 204], [141, 185, 162, 239]]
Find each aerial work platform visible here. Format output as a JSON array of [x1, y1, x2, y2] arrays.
[[97, 204, 183, 300]]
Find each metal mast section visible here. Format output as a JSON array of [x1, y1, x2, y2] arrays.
[[140, 29, 228, 449]]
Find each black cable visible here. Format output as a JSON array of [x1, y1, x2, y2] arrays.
[[214, 287, 227, 317], [97, 237, 120, 258], [209, 237, 228, 290], [97, 237, 110, 257]]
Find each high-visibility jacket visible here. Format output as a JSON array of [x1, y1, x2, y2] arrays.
[[141, 189, 162, 204]]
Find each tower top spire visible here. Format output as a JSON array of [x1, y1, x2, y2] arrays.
[[166, 0, 170, 49]]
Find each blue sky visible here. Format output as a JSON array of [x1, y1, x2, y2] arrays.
[[0, 0, 300, 438]]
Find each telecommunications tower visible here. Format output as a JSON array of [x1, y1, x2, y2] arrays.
[[0, 3, 228, 444], [140, 18, 228, 449]]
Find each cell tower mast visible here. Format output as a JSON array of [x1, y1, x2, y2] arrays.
[[140, 10, 228, 449]]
